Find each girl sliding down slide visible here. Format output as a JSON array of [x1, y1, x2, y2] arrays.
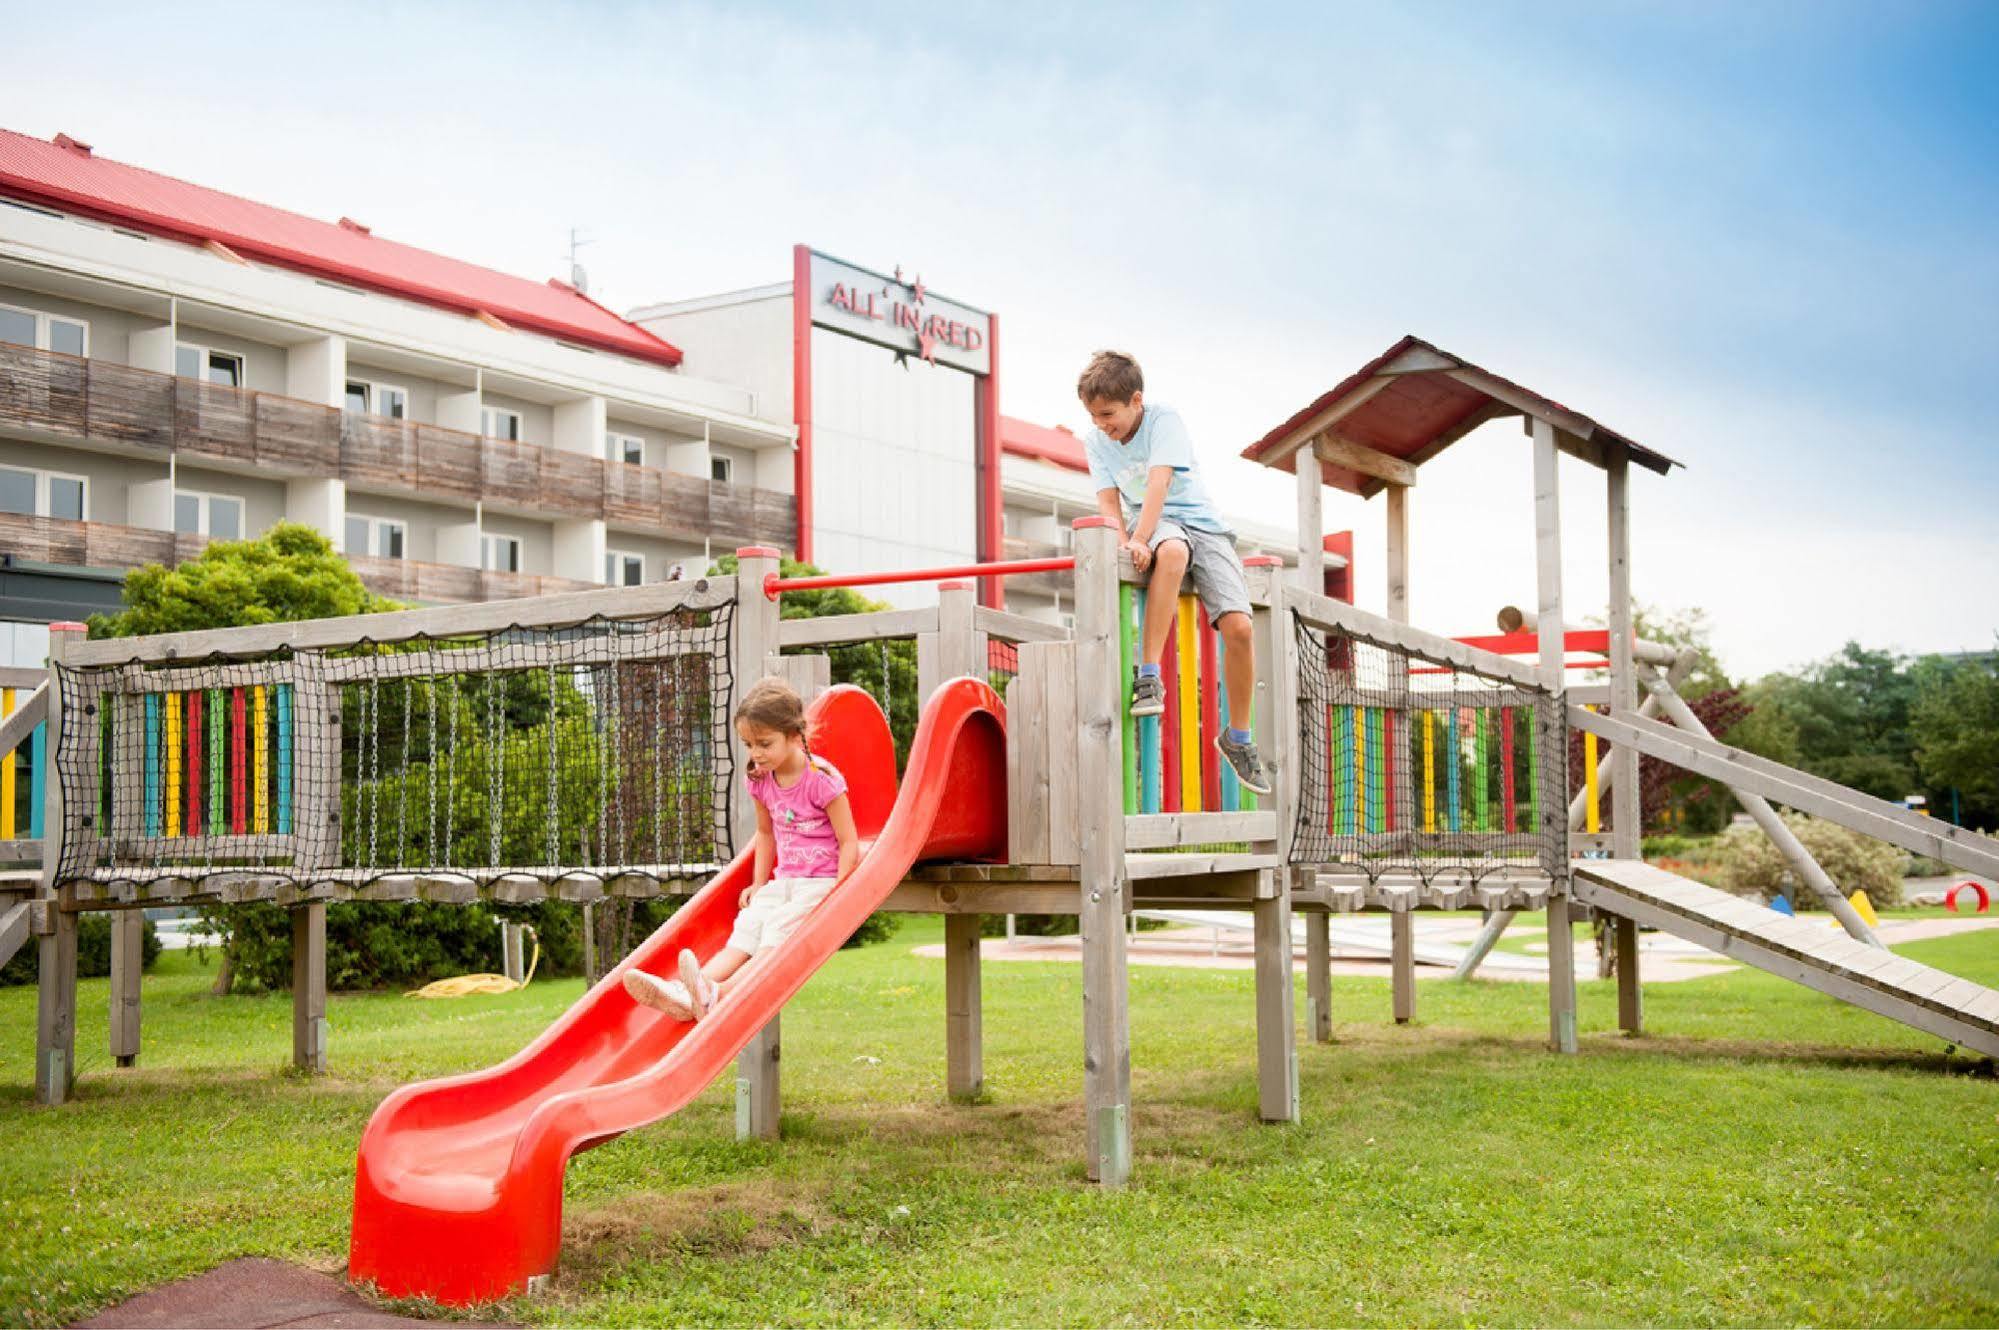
[[625, 676, 860, 1021]]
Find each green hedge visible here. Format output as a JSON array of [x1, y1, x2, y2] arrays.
[[0, 914, 161, 986]]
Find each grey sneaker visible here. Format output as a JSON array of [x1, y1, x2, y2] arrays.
[[1215, 734, 1274, 795], [1130, 671, 1166, 717]]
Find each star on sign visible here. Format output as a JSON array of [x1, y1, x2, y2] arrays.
[[911, 275, 926, 304], [917, 329, 939, 363]]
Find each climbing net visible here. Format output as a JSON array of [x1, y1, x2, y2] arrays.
[[53, 607, 736, 890], [1291, 616, 1568, 882]]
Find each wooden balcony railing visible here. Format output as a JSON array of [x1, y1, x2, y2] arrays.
[[0, 513, 598, 606], [0, 341, 797, 549]]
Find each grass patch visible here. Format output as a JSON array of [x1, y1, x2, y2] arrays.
[[2, 922, 1996, 1326]]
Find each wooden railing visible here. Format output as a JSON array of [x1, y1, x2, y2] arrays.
[[0, 342, 797, 548]]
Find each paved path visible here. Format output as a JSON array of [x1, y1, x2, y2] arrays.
[[71, 1258, 511, 1328]]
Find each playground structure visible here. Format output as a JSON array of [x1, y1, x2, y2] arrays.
[[4, 334, 1998, 1304]]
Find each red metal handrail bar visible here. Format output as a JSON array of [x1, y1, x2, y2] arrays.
[[763, 556, 1077, 599]]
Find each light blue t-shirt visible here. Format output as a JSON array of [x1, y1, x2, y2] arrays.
[[1082, 404, 1229, 536]]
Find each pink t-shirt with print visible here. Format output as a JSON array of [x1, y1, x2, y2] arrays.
[[747, 756, 848, 879]]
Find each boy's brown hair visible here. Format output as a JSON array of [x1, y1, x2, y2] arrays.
[[1076, 350, 1143, 404]]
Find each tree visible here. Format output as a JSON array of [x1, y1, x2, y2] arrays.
[[89, 521, 393, 638], [1911, 647, 1999, 828], [1735, 643, 1920, 804]]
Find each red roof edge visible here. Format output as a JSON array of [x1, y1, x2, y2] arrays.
[[0, 149, 685, 370], [1000, 415, 1089, 474]]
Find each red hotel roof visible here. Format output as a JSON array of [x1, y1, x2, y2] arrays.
[[1001, 414, 1088, 473], [0, 129, 684, 368]]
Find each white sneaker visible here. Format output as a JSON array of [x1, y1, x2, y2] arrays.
[[624, 969, 695, 1021], [678, 948, 718, 1020]]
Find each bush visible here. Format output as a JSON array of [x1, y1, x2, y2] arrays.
[[0, 914, 160, 986], [215, 898, 595, 994], [1715, 813, 1905, 909]]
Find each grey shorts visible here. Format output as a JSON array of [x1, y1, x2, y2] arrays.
[[1147, 518, 1252, 624]]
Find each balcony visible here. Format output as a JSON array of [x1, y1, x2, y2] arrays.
[[0, 512, 600, 606], [0, 342, 796, 549], [1001, 536, 1072, 600]]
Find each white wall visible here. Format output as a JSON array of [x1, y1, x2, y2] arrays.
[[808, 326, 977, 605], [632, 290, 793, 425]]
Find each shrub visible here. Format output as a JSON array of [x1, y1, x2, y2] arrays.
[[216, 898, 595, 994], [0, 914, 160, 986], [1714, 813, 1905, 909]]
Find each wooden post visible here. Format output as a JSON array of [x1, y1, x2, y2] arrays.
[[1305, 911, 1332, 1042], [36, 623, 82, 1106], [581, 902, 601, 987], [110, 909, 143, 1067], [1253, 872, 1299, 1122], [944, 912, 984, 1101], [502, 923, 525, 984], [292, 901, 327, 1073], [1293, 450, 1328, 1040], [1532, 418, 1577, 1054], [1383, 484, 1417, 1023], [1072, 518, 1131, 1187], [935, 582, 985, 1101], [1605, 444, 1642, 1034], [1391, 909, 1416, 1023]]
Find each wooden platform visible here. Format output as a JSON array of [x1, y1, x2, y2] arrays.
[[1573, 859, 1999, 1059]]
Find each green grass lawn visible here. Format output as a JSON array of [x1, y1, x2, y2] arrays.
[[2, 919, 1996, 1327]]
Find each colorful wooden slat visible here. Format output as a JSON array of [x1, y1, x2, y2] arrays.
[[1500, 706, 1517, 832], [1325, 704, 1338, 833], [0, 688, 13, 840], [1119, 584, 1137, 815], [1382, 708, 1397, 832], [230, 687, 247, 835], [1355, 706, 1369, 834], [187, 690, 203, 833], [276, 683, 292, 836], [1474, 708, 1490, 832], [1134, 590, 1161, 815], [1218, 630, 1240, 812], [1339, 705, 1356, 835], [143, 693, 161, 838], [1176, 597, 1201, 812], [207, 689, 224, 837], [27, 719, 44, 839], [1198, 608, 1221, 811], [1525, 710, 1539, 830], [165, 693, 182, 838], [1159, 600, 1180, 814], [1421, 709, 1436, 834], [1446, 706, 1463, 833], [1584, 710, 1601, 835], [253, 684, 269, 835]]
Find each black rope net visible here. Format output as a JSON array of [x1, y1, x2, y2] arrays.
[[53, 606, 735, 890], [1291, 615, 1567, 882]]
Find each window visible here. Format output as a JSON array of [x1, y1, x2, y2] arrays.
[[175, 343, 244, 387], [482, 535, 522, 573], [344, 380, 408, 419], [709, 453, 733, 485], [345, 514, 406, 559], [482, 407, 522, 442], [0, 465, 87, 520], [608, 432, 645, 466], [604, 550, 644, 587], [173, 490, 244, 540], [0, 302, 89, 356]]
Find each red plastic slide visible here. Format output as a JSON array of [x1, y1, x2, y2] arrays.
[[349, 679, 1007, 1305]]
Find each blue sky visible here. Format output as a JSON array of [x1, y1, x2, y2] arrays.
[[4, 1, 1993, 676]]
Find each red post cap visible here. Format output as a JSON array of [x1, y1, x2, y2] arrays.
[[1242, 555, 1285, 568], [938, 580, 973, 592], [49, 621, 87, 632], [735, 546, 782, 560], [1072, 516, 1117, 530]]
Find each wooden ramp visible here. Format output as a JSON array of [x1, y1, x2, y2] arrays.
[[1573, 859, 1999, 1059]]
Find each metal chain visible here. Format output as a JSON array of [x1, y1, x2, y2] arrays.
[[397, 676, 411, 867], [365, 674, 379, 869], [443, 671, 457, 868], [487, 669, 502, 867], [545, 656, 558, 870], [426, 672, 438, 864]]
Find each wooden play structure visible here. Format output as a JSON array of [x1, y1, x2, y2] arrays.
[[8, 335, 1998, 1230]]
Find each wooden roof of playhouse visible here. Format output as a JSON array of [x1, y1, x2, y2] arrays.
[[1241, 335, 1681, 498]]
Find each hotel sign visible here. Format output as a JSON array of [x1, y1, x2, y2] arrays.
[[807, 250, 991, 375]]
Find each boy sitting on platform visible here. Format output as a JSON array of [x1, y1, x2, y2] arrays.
[[1078, 349, 1271, 795]]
